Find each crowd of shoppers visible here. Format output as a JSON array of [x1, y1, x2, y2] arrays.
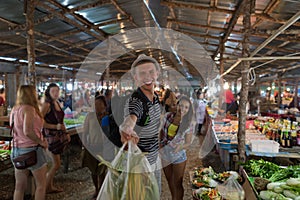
[[8, 54, 211, 200]]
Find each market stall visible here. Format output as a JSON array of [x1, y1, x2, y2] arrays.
[[206, 115, 300, 171]]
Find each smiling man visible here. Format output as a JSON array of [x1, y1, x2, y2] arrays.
[[120, 54, 161, 162], [119, 54, 162, 190]]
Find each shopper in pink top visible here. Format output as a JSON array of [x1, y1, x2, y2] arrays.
[[10, 85, 48, 200]]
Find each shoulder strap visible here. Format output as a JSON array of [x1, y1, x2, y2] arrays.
[[132, 89, 150, 126], [10, 113, 14, 137]]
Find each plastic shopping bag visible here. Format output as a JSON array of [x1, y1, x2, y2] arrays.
[[217, 175, 245, 200], [97, 141, 159, 200]]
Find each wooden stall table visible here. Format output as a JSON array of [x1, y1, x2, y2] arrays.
[[211, 120, 300, 170]]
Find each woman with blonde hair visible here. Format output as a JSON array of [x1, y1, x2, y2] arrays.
[[10, 85, 48, 200]]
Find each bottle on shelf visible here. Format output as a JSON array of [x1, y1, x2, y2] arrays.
[[274, 130, 280, 144], [281, 129, 286, 148], [291, 130, 297, 147], [286, 131, 292, 148], [297, 130, 300, 146]]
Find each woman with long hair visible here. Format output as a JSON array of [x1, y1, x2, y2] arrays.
[[160, 95, 195, 200], [40, 83, 70, 193], [10, 85, 48, 200]]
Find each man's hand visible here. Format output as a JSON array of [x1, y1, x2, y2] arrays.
[[119, 115, 139, 144], [120, 124, 139, 144]]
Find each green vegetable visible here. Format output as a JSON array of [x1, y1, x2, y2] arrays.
[[286, 177, 300, 187], [280, 183, 300, 193], [267, 182, 285, 190], [283, 190, 299, 199], [96, 142, 159, 200], [259, 190, 293, 200], [268, 168, 293, 182], [273, 186, 284, 193], [243, 159, 280, 179]]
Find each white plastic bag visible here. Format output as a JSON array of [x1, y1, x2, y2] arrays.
[[97, 141, 159, 200], [217, 175, 245, 200]]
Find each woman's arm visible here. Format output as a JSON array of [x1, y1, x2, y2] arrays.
[[23, 106, 47, 148]]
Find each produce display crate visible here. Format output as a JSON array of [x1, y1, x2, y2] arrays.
[[240, 168, 259, 200]]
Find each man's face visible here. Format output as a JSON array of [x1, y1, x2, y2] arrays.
[[133, 62, 159, 91]]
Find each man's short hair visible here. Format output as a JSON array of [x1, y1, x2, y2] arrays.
[[131, 54, 161, 75]]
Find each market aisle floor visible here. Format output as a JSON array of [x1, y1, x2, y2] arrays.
[[0, 135, 225, 200]]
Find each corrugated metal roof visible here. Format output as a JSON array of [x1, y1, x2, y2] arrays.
[[0, 0, 299, 84]]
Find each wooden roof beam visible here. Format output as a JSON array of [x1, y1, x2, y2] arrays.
[[213, 0, 247, 59], [34, 31, 91, 53], [36, 1, 105, 41], [110, 0, 138, 27], [2, 47, 25, 55], [255, 13, 300, 27], [0, 38, 83, 61], [0, 16, 18, 26], [48, 29, 82, 41], [253, 0, 281, 28], [177, 29, 297, 54], [161, 0, 234, 14], [168, 19, 300, 42], [44, 0, 107, 38], [10, 14, 54, 31], [0, 14, 89, 56], [69, 0, 111, 12]]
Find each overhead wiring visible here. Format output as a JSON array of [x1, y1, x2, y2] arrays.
[[247, 52, 300, 85]]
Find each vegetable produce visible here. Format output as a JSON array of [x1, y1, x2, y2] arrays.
[[254, 177, 270, 191], [193, 188, 221, 200], [259, 190, 293, 200], [267, 182, 286, 190], [243, 159, 280, 179], [283, 190, 299, 199], [96, 141, 159, 200], [286, 178, 300, 187]]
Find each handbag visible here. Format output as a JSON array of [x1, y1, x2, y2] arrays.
[[43, 129, 68, 154], [10, 113, 38, 169], [13, 150, 37, 170]]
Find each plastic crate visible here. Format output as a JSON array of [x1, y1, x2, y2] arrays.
[[250, 140, 279, 153]]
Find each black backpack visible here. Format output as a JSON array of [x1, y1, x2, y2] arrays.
[[104, 89, 152, 147]]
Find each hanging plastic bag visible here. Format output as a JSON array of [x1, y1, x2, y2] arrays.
[[97, 140, 159, 200], [217, 175, 245, 200]]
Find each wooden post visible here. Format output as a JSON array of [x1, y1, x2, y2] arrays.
[[219, 42, 225, 109], [268, 82, 272, 101], [4, 73, 8, 114], [26, 0, 36, 86], [237, 0, 251, 164], [278, 75, 282, 107], [295, 79, 299, 108], [16, 66, 21, 90]]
